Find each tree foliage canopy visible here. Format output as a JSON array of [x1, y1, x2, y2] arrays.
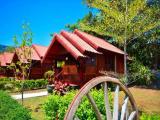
[[67, 0, 160, 45], [8, 23, 33, 80]]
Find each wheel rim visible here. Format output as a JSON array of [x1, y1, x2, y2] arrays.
[[64, 76, 138, 120]]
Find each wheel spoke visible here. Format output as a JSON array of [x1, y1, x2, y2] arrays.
[[113, 85, 119, 120], [104, 82, 112, 120], [128, 111, 136, 120], [125, 105, 129, 120], [120, 97, 129, 120], [74, 116, 80, 120], [86, 92, 102, 120]]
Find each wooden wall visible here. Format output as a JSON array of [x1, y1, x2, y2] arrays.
[[96, 51, 124, 74], [60, 52, 124, 86], [29, 61, 44, 79], [116, 54, 124, 73]]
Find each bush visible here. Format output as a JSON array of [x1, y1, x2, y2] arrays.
[[128, 60, 153, 85], [43, 89, 112, 120], [140, 113, 160, 120], [0, 90, 31, 120], [0, 79, 48, 92], [0, 77, 13, 81], [44, 70, 54, 79], [22, 79, 48, 90]]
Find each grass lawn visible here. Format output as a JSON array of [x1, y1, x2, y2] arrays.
[[17, 96, 48, 120], [17, 87, 160, 120], [129, 87, 160, 114]]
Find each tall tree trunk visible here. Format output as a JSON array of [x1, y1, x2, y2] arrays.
[[124, 0, 128, 82], [124, 44, 127, 80], [21, 69, 25, 105]]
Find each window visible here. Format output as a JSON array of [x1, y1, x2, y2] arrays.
[[106, 56, 115, 71], [57, 61, 65, 68], [86, 57, 96, 66]]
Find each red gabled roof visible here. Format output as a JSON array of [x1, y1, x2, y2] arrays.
[[42, 34, 86, 63], [16, 47, 40, 62], [42, 29, 125, 62], [0, 45, 48, 66], [74, 29, 125, 55], [60, 31, 101, 54], [31, 47, 41, 61], [15, 44, 49, 63], [56, 34, 86, 59], [0, 54, 6, 66], [0, 52, 15, 66], [32, 44, 48, 59], [3, 52, 14, 64]]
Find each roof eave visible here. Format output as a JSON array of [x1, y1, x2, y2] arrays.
[[97, 47, 125, 55]]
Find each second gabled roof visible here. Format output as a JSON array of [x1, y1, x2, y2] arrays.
[[74, 29, 125, 55], [32, 44, 48, 59], [0, 45, 48, 66], [15, 44, 48, 62]]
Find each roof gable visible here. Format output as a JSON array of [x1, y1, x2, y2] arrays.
[[60, 31, 100, 54], [74, 29, 125, 55], [55, 34, 86, 59], [16, 47, 40, 62], [42, 34, 86, 62], [32, 44, 48, 59], [42, 29, 125, 63]]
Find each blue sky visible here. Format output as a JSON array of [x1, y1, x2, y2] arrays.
[[0, 0, 89, 46]]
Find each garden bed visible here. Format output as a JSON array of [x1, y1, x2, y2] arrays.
[[19, 87, 160, 120]]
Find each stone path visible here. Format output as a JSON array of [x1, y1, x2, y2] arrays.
[[12, 91, 48, 100]]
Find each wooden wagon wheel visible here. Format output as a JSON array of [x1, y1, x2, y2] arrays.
[[64, 76, 138, 120]]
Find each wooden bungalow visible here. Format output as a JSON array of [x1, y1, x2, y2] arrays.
[[27, 44, 48, 79], [42, 29, 125, 86], [0, 52, 16, 77], [0, 44, 48, 79]]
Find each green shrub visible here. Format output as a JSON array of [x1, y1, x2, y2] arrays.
[[0, 77, 13, 81], [128, 60, 153, 85], [43, 89, 112, 120], [0, 90, 31, 120], [0, 81, 7, 90], [140, 113, 160, 120], [0, 79, 48, 92], [0, 81, 15, 91], [22, 79, 48, 90], [44, 70, 54, 79]]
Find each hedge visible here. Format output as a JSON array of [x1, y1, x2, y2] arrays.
[[0, 90, 32, 120], [0, 78, 48, 92], [43, 89, 113, 120], [0, 77, 13, 81]]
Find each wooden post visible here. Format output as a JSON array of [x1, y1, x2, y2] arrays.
[[115, 55, 117, 74]]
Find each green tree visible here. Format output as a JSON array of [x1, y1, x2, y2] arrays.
[[8, 23, 33, 104], [67, 0, 160, 81], [13, 23, 32, 80], [128, 27, 160, 68]]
